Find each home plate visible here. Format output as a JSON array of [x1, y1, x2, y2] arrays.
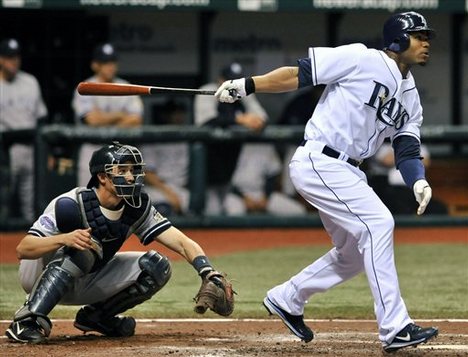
[[419, 345, 468, 351]]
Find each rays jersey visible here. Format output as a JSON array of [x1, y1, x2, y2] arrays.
[[299, 43, 423, 160]]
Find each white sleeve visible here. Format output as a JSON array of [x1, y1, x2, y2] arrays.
[[133, 204, 172, 246], [141, 144, 158, 172], [193, 83, 218, 126], [309, 43, 366, 85], [122, 95, 144, 115], [72, 89, 94, 121], [32, 77, 48, 119], [264, 145, 282, 177], [393, 84, 423, 142], [114, 78, 143, 115]]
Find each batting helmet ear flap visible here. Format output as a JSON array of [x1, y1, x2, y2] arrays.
[[383, 11, 435, 53], [388, 32, 411, 53]]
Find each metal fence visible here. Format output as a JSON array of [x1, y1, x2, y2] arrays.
[[1, 124, 468, 230]]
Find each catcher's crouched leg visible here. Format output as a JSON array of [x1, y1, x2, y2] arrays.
[[6, 248, 97, 343], [74, 250, 172, 337]]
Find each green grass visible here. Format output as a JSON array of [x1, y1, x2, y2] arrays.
[[1, 244, 467, 320]]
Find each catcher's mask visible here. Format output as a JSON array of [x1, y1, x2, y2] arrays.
[[87, 142, 145, 208], [383, 11, 435, 53]]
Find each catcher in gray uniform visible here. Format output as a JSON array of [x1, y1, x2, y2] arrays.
[[5, 142, 234, 344]]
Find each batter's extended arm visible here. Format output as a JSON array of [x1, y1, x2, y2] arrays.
[[252, 66, 299, 93], [215, 66, 299, 103]]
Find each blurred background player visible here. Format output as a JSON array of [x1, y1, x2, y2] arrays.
[[225, 143, 307, 216], [72, 43, 143, 188], [143, 100, 191, 216], [194, 62, 267, 215], [0, 38, 48, 222]]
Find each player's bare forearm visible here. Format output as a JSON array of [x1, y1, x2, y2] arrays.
[[235, 113, 265, 132], [253, 66, 299, 93], [16, 234, 66, 259], [156, 226, 206, 263], [117, 114, 142, 127], [84, 110, 122, 126], [84, 110, 141, 127], [16, 229, 93, 259]]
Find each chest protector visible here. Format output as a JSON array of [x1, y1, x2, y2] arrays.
[[77, 189, 150, 270]]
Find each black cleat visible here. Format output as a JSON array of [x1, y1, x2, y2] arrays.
[[383, 323, 438, 353], [74, 306, 136, 337], [263, 296, 313, 343], [5, 319, 47, 344]]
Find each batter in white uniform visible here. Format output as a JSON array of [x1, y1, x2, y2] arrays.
[[215, 11, 438, 353]]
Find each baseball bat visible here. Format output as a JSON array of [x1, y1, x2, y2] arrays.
[[77, 82, 216, 96]]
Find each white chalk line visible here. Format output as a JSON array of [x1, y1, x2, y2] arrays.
[[1, 329, 468, 352], [2, 318, 466, 323], [2, 318, 468, 351]]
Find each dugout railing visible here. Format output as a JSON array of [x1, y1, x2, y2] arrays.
[[1, 124, 468, 231]]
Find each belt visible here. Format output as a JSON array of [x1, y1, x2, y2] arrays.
[[300, 140, 361, 167]]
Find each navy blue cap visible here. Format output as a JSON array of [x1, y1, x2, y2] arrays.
[[221, 62, 244, 80], [92, 43, 118, 62], [0, 38, 21, 57]]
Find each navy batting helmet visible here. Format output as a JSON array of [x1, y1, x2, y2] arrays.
[[87, 141, 145, 207], [383, 12, 435, 53]]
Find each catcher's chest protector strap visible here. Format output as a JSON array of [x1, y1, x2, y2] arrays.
[[78, 189, 149, 269]]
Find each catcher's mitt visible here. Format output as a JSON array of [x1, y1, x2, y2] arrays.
[[193, 271, 235, 317]]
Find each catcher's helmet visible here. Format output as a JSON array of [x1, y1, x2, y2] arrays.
[[383, 11, 435, 53], [87, 142, 145, 207]]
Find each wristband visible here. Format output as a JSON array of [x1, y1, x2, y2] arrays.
[[245, 77, 256, 95], [192, 255, 213, 277]]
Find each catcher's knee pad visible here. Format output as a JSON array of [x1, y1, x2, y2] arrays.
[[138, 250, 172, 293], [87, 251, 172, 319]]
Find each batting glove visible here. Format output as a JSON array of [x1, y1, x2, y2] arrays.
[[413, 179, 432, 215], [215, 78, 246, 103]]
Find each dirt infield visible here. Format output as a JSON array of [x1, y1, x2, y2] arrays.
[[1, 227, 467, 356], [1, 227, 467, 264], [1, 319, 467, 356]]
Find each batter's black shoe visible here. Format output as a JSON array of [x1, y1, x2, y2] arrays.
[[383, 323, 438, 353], [74, 306, 136, 337], [263, 296, 314, 343], [5, 319, 47, 344]]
